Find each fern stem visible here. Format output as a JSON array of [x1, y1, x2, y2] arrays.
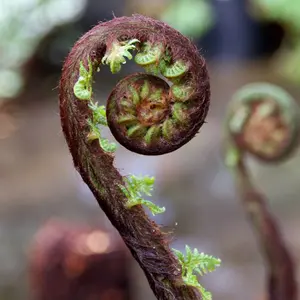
[[59, 15, 210, 300], [225, 83, 299, 300], [233, 156, 297, 300]]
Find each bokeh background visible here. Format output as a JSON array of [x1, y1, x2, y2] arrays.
[[1, 0, 300, 299]]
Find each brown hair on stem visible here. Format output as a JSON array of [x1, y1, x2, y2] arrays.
[[59, 15, 211, 300]]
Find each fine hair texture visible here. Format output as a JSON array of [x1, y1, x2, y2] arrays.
[[59, 15, 211, 300]]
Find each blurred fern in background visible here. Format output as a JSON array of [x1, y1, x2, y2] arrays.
[[250, 0, 300, 83], [161, 0, 214, 38], [0, 0, 86, 99]]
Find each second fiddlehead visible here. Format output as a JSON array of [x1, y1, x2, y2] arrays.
[[225, 83, 300, 300], [59, 15, 218, 300], [226, 83, 300, 162]]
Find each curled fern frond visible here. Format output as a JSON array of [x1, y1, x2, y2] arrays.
[[70, 15, 210, 156], [59, 15, 212, 300], [225, 83, 300, 163], [223, 83, 298, 300]]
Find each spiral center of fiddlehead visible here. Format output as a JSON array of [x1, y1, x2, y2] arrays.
[[116, 77, 170, 127], [240, 99, 290, 158], [226, 83, 300, 162], [135, 82, 169, 126], [107, 72, 195, 153]]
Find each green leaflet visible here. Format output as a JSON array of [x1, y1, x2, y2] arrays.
[[162, 60, 188, 78], [171, 84, 193, 101], [119, 175, 165, 216], [73, 58, 94, 100], [87, 102, 117, 153], [173, 245, 221, 300], [144, 125, 161, 144], [102, 39, 139, 74], [135, 42, 164, 66]]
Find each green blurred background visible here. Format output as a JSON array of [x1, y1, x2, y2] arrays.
[[1, 0, 300, 299]]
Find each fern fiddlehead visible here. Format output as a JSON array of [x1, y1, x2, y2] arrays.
[[225, 83, 299, 300], [226, 83, 300, 163], [59, 15, 216, 300]]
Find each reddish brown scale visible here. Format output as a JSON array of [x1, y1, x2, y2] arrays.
[[59, 15, 204, 300]]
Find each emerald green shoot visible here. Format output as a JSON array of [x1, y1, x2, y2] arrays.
[[148, 88, 163, 101], [162, 60, 188, 78], [162, 119, 174, 139], [102, 39, 140, 74], [173, 246, 221, 300], [134, 42, 163, 66], [143, 64, 161, 75], [144, 125, 161, 144], [87, 103, 117, 153], [72, 59, 117, 152], [88, 102, 108, 126], [128, 85, 140, 105], [119, 175, 165, 216], [134, 43, 172, 76], [127, 124, 147, 138], [117, 115, 138, 126], [172, 102, 187, 124], [171, 84, 193, 101], [120, 98, 135, 114], [140, 80, 150, 100], [99, 138, 117, 153], [73, 58, 94, 100]]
